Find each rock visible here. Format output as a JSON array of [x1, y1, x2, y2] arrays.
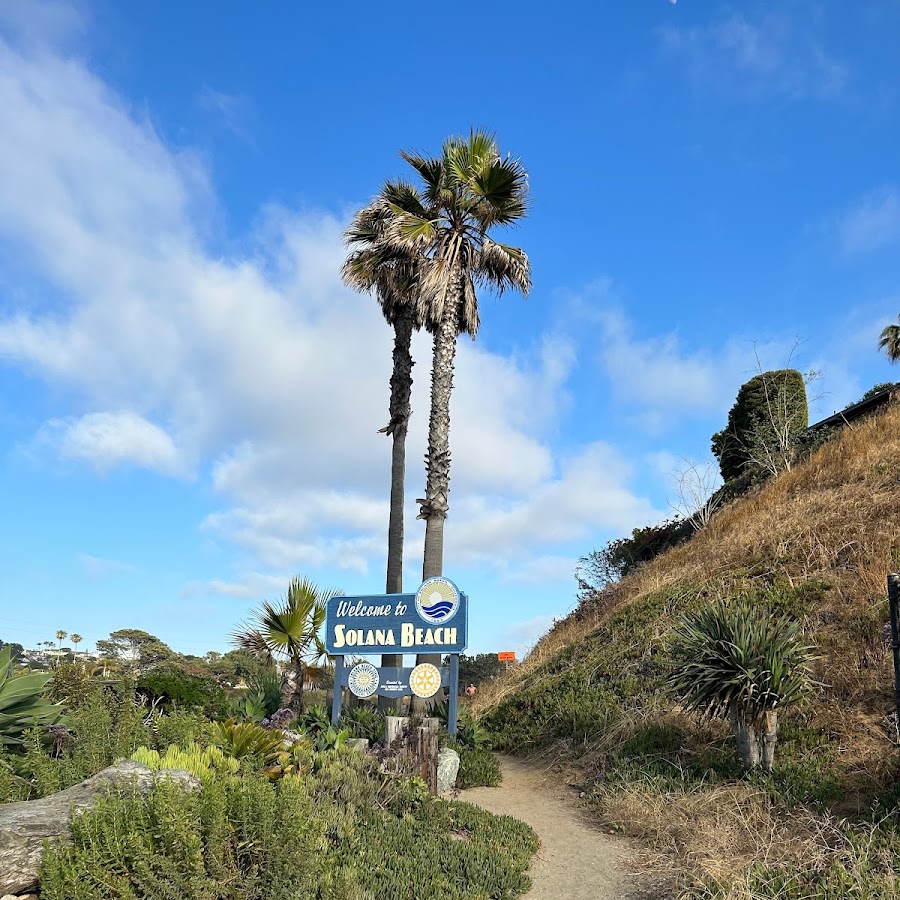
[[0, 759, 200, 895], [437, 747, 460, 794], [346, 738, 369, 753]]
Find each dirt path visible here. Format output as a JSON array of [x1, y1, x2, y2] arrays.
[[461, 755, 639, 900]]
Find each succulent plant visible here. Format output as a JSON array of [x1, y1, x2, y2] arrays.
[[0, 646, 64, 748]]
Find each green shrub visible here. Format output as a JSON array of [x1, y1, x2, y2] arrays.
[[149, 708, 216, 751], [138, 665, 229, 718], [39, 773, 334, 900], [457, 748, 502, 788], [41, 742, 538, 900], [18, 684, 149, 797], [711, 369, 808, 483]]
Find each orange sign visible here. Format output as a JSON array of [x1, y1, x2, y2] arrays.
[[497, 651, 516, 662]]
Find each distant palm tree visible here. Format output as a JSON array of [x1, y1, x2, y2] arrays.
[[70, 633, 82, 662], [232, 576, 337, 714], [55, 630, 67, 667], [343, 192, 423, 692], [879, 316, 900, 363], [385, 131, 532, 582]]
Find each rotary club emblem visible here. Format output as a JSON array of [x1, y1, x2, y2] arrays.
[[409, 662, 442, 699]]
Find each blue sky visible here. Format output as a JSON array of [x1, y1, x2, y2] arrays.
[[0, 0, 898, 658]]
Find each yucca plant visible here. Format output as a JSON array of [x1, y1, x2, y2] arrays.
[[669, 598, 815, 771], [0, 647, 64, 748]]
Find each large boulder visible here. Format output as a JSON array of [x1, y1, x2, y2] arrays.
[[437, 747, 460, 794], [0, 759, 199, 895]]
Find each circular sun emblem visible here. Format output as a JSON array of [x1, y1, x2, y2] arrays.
[[415, 577, 460, 625], [347, 662, 380, 698], [409, 663, 442, 699]]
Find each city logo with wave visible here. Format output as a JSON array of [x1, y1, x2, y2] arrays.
[[415, 577, 461, 625]]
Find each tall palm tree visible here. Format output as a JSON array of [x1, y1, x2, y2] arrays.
[[879, 316, 900, 363], [385, 131, 532, 581], [70, 633, 82, 662], [232, 576, 336, 715], [343, 193, 423, 697]]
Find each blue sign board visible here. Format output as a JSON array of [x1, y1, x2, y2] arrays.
[[324, 577, 468, 655], [334, 665, 450, 698]]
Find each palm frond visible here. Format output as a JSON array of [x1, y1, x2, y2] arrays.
[[878, 320, 900, 363], [477, 240, 532, 297]]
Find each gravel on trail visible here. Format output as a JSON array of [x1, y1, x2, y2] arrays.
[[462, 754, 641, 900]]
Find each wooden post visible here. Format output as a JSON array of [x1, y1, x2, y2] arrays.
[[385, 715, 409, 748], [448, 654, 459, 735], [888, 575, 900, 736], [417, 723, 439, 793], [330, 656, 344, 726]]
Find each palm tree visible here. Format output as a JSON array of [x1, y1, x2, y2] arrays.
[[232, 576, 337, 715], [879, 316, 900, 363], [70, 633, 82, 662], [385, 131, 531, 581], [343, 192, 423, 694], [55, 630, 67, 667]]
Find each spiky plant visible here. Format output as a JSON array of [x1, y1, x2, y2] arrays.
[[232, 576, 337, 714], [669, 599, 814, 771], [0, 646, 64, 748]]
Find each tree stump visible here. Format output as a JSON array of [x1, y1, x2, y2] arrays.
[[383, 716, 440, 793]]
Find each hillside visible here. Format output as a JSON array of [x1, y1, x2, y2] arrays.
[[477, 401, 900, 898]]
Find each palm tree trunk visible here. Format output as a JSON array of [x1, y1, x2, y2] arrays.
[[730, 703, 761, 769], [418, 281, 461, 580], [760, 710, 778, 773], [379, 310, 415, 712], [281, 661, 305, 715], [413, 270, 462, 710]]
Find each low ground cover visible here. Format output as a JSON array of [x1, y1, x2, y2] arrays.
[[1, 667, 532, 898]]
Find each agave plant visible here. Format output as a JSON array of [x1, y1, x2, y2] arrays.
[[0, 646, 64, 748], [669, 598, 815, 771]]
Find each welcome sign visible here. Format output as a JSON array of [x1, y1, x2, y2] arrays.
[[324, 577, 468, 655]]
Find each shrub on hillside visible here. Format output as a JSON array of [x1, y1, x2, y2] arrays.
[[712, 369, 808, 482], [576, 517, 691, 600]]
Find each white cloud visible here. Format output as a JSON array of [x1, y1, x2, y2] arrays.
[[839, 187, 900, 255], [40, 412, 185, 476], [78, 552, 137, 577], [0, 23, 659, 589], [500, 614, 556, 656], [592, 308, 797, 430], [660, 12, 847, 100]]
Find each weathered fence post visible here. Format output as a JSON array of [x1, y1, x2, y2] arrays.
[[888, 574, 900, 736], [418, 718, 440, 793]]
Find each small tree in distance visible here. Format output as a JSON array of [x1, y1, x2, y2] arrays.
[[669, 458, 723, 532], [669, 599, 814, 772]]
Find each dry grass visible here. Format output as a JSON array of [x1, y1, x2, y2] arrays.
[[595, 780, 846, 896], [475, 403, 900, 719]]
